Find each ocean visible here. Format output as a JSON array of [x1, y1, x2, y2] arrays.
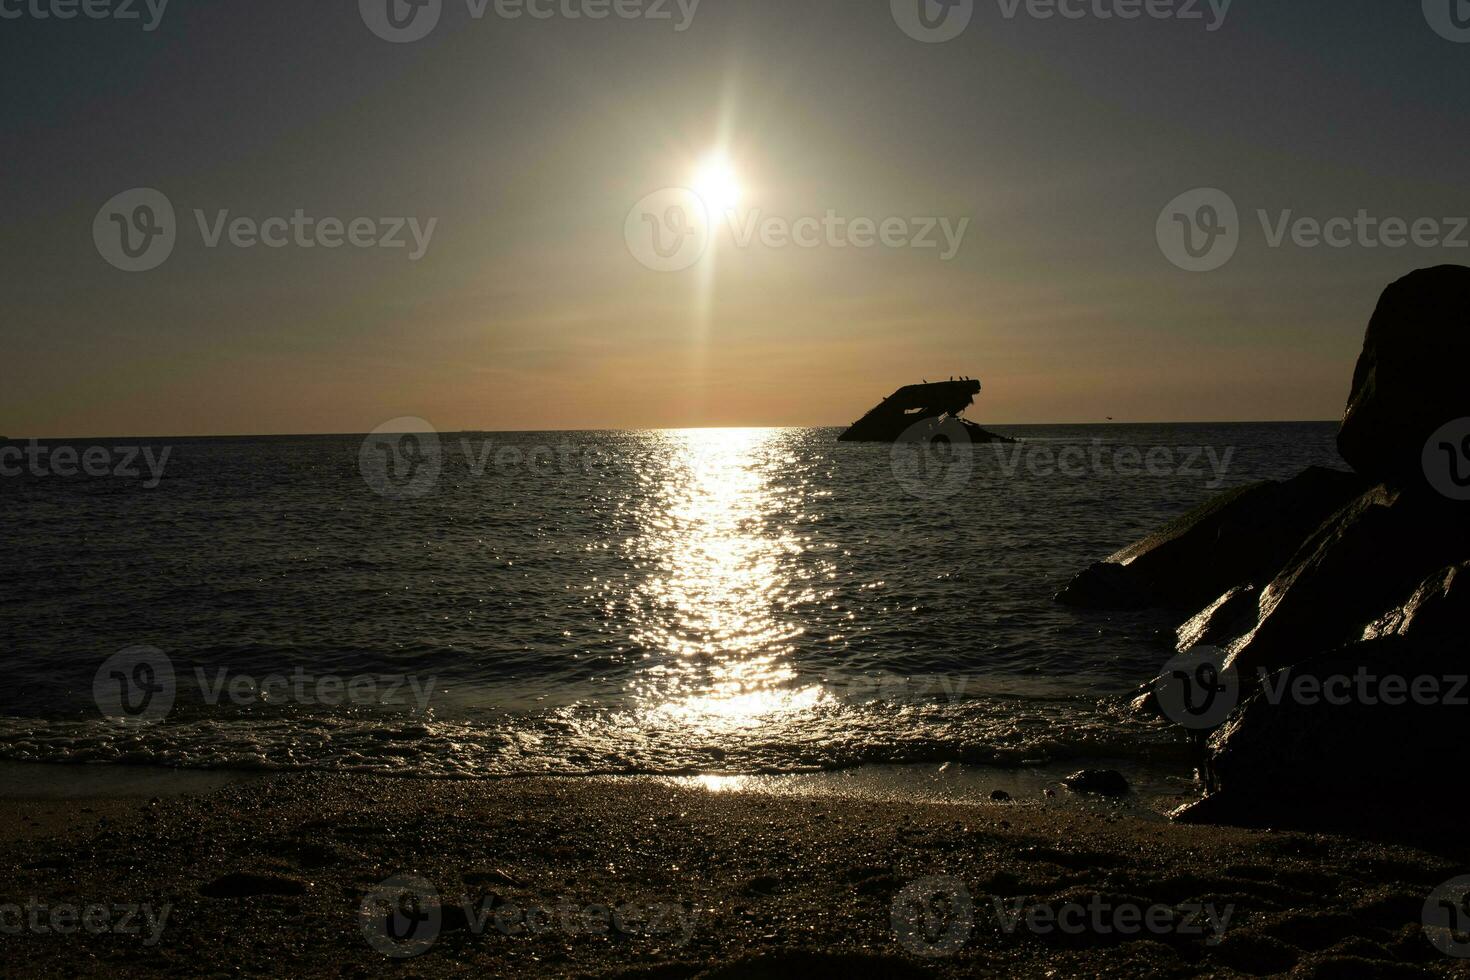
[[0, 423, 1345, 795]]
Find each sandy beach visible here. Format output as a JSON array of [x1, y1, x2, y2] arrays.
[[1, 770, 1467, 978]]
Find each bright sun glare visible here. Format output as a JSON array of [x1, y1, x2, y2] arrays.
[[692, 155, 741, 213]]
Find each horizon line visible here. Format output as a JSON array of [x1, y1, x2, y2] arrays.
[[0, 420, 1343, 441]]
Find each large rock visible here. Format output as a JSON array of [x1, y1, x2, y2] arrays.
[[1175, 562, 1469, 830], [1362, 561, 1470, 642], [1055, 467, 1367, 610], [1223, 487, 1470, 679], [1175, 584, 1258, 651], [1176, 629, 1466, 832], [1337, 265, 1470, 490], [1057, 269, 1470, 832]]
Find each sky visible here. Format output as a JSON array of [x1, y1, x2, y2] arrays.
[[3, 0, 1469, 436]]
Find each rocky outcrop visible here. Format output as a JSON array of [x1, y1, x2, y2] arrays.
[[1223, 488, 1470, 678], [1059, 266, 1470, 831], [1175, 584, 1257, 651], [1338, 265, 1470, 490], [1173, 632, 1465, 832], [1055, 467, 1368, 611]]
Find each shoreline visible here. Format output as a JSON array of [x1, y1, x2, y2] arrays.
[[1, 771, 1464, 978], [0, 757, 1202, 810]]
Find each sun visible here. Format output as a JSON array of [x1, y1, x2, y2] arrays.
[[692, 155, 741, 214]]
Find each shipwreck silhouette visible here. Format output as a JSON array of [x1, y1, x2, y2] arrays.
[[838, 378, 1016, 443]]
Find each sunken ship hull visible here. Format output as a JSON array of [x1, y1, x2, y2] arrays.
[[838, 379, 1016, 444]]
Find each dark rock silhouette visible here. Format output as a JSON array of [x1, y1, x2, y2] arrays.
[[1174, 634, 1465, 831], [1223, 485, 1470, 679], [838, 379, 1016, 443], [1062, 770, 1130, 796], [1175, 584, 1258, 652], [1338, 265, 1470, 489], [1058, 266, 1470, 831], [1055, 467, 1368, 611]]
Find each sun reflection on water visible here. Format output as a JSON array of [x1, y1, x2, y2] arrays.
[[687, 774, 752, 794], [626, 428, 825, 732]]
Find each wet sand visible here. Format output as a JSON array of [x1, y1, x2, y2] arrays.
[[1, 771, 1467, 978]]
